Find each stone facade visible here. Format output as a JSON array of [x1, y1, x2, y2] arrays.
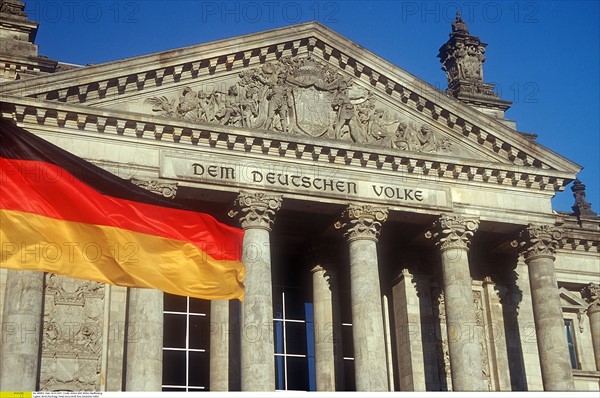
[[0, 8, 599, 392]]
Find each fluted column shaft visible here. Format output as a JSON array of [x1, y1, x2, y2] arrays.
[[519, 224, 574, 390], [0, 270, 44, 391], [335, 204, 388, 391], [230, 192, 282, 391], [426, 215, 483, 391], [125, 288, 164, 391], [581, 283, 600, 371]]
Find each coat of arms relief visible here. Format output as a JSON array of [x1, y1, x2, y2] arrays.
[[145, 55, 451, 153]]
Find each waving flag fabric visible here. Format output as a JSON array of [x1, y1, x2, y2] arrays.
[[0, 119, 245, 300]]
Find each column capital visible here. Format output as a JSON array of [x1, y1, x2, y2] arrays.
[[581, 283, 600, 314], [334, 204, 388, 242], [228, 191, 282, 231], [425, 214, 479, 252], [518, 224, 563, 262]]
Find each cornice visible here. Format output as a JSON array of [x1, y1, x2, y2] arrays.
[[0, 22, 581, 176], [0, 95, 575, 195], [558, 235, 600, 253]]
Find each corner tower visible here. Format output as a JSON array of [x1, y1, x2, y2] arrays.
[[0, 0, 57, 81]]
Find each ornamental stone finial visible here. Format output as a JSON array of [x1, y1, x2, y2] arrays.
[[518, 224, 564, 261], [334, 204, 388, 242], [571, 179, 598, 219], [437, 10, 511, 112], [581, 283, 600, 313], [452, 12, 470, 34], [425, 214, 479, 252], [228, 191, 282, 231], [0, 0, 27, 17]]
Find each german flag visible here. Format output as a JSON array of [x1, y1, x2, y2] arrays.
[[0, 118, 245, 300]]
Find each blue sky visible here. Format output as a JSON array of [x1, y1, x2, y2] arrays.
[[25, 0, 599, 213]]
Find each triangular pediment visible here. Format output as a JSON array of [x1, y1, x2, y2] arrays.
[[559, 287, 587, 310], [0, 22, 581, 177]]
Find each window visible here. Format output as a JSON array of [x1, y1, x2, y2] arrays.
[[273, 287, 316, 391], [162, 294, 211, 391], [564, 319, 579, 369]]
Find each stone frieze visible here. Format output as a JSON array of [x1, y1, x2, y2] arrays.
[[145, 56, 451, 153]]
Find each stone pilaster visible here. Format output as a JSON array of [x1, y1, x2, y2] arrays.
[[581, 283, 600, 371], [125, 288, 163, 391], [335, 204, 388, 391], [426, 215, 484, 391], [229, 191, 282, 391], [392, 269, 427, 391], [482, 277, 511, 391], [0, 270, 44, 391], [519, 224, 574, 390], [210, 300, 231, 391], [311, 264, 344, 391]]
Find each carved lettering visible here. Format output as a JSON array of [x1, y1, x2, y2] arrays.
[[193, 163, 235, 180], [371, 185, 424, 202], [164, 154, 447, 208]]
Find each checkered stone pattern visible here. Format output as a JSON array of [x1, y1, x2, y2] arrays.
[[311, 39, 548, 171], [1, 100, 568, 194], [36, 39, 310, 105], [560, 237, 600, 252], [17, 33, 548, 171]]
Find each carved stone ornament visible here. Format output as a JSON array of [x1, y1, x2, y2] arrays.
[[425, 215, 479, 252], [518, 224, 564, 261], [45, 273, 105, 307], [571, 179, 598, 219], [432, 288, 452, 390], [145, 55, 451, 153], [334, 204, 388, 242], [437, 12, 510, 111], [0, 0, 27, 17], [581, 283, 600, 313], [473, 290, 492, 391], [130, 178, 178, 198], [310, 264, 338, 290], [228, 191, 282, 230], [41, 274, 104, 391]]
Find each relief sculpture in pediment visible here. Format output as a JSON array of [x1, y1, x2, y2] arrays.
[[145, 56, 451, 153]]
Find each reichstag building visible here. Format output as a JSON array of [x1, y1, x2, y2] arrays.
[[0, 0, 598, 392]]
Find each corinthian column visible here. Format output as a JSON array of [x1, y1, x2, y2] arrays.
[[0, 270, 44, 391], [426, 215, 483, 391], [519, 224, 574, 390], [229, 191, 282, 391], [581, 283, 600, 371], [335, 204, 388, 391]]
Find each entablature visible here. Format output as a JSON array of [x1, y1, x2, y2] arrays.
[[1, 95, 574, 197]]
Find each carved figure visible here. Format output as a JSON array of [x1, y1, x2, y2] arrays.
[[333, 80, 364, 141], [214, 85, 241, 125], [417, 124, 438, 152], [393, 122, 419, 151], [176, 86, 200, 119], [367, 109, 396, 147], [145, 55, 453, 154], [265, 74, 291, 132]]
